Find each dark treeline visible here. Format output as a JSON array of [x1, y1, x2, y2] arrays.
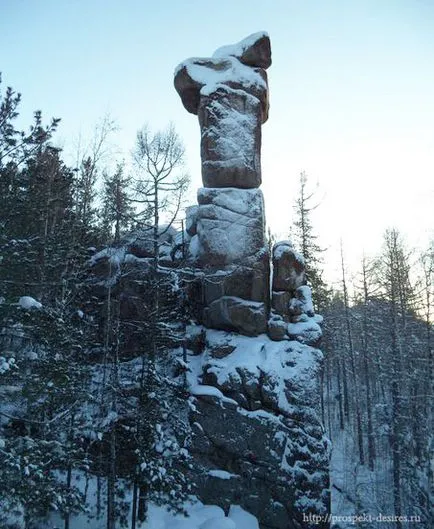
[[291, 174, 433, 528], [0, 75, 192, 529]]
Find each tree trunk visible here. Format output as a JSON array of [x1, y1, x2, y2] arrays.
[[336, 356, 345, 431], [64, 465, 72, 529], [341, 245, 364, 465], [107, 426, 117, 529], [138, 484, 148, 522], [131, 479, 138, 529]]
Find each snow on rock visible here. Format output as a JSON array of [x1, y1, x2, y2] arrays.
[[228, 505, 260, 529], [190, 384, 239, 408], [287, 319, 322, 346], [213, 31, 271, 69], [199, 517, 236, 529], [195, 188, 266, 267], [267, 314, 288, 341], [203, 296, 267, 337], [174, 33, 270, 189], [198, 89, 263, 188], [48, 478, 259, 529], [0, 356, 15, 374], [174, 54, 267, 118], [186, 205, 199, 236], [269, 241, 321, 344], [272, 240, 306, 293], [208, 469, 239, 480], [289, 285, 315, 318], [89, 225, 185, 284], [186, 328, 329, 528], [18, 296, 42, 310]]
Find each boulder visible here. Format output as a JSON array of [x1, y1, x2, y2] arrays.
[[185, 205, 199, 236], [287, 319, 322, 347], [272, 241, 306, 293], [195, 188, 266, 267], [213, 31, 272, 69], [206, 333, 236, 359], [271, 290, 291, 316], [188, 331, 330, 529], [174, 50, 269, 122], [267, 316, 288, 341], [202, 251, 270, 305], [289, 285, 315, 319], [185, 325, 206, 355], [203, 296, 267, 336], [198, 86, 263, 188], [126, 225, 177, 259]]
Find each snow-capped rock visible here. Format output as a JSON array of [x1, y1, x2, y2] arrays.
[[174, 33, 270, 189], [272, 241, 306, 293], [187, 329, 330, 529], [203, 296, 267, 337], [18, 296, 42, 310]]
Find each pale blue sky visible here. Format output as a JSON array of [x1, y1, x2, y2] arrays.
[[1, 0, 433, 282]]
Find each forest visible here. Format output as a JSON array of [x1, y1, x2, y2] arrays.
[[0, 73, 432, 529]]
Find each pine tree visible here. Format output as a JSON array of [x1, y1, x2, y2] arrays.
[[101, 163, 135, 244], [0, 299, 91, 528], [291, 171, 329, 311]]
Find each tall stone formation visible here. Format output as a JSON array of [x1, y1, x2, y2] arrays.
[[175, 34, 330, 529], [174, 32, 271, 336]]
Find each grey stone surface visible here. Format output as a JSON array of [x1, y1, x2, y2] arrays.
[[198, 87, 263, 188], [185, 205, 199, 236], [174, 33, 270, 189], [271, 290, 291, 316], [267, 316, 288, 341], [272, 241, 306, 293], [202, 251, 270, 305], [188, 332, 330, 529], [203, 296, 267, 336], [194, 188, 266, 267]]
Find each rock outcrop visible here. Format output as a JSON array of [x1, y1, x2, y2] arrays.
[[186, 329, 330, 529], [175, 32, 271, 337], [174, 33, 330, 529], [175, 31, 270, 189]]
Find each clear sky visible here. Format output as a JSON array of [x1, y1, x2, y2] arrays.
[[1, 0, 433, 284]]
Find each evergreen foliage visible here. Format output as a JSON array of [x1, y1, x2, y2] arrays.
[[0, 75, 192, 528], [291, 171, 330, 311]]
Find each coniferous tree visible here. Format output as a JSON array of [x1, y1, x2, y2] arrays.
[[291, 171, 329, 311], [101, 163, 134, 244]]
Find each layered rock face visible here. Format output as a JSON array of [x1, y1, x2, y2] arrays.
[[175, 32, 271, 337]]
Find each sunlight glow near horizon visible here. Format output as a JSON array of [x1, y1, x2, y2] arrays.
[[1, 0, 433, 284]]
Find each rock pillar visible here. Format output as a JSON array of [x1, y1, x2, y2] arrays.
[[174, 32, 272, 336]]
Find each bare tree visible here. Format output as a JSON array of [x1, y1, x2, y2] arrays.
[[132, 123, 189, 269], [73, 115, 118, 233], [128, 124, 190, 523], [340, 242, 364, 466]]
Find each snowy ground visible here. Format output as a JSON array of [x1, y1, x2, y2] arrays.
[[330, 426, 398, 529], [43, 473, 259, 529], [48, 501, 258, 529]]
